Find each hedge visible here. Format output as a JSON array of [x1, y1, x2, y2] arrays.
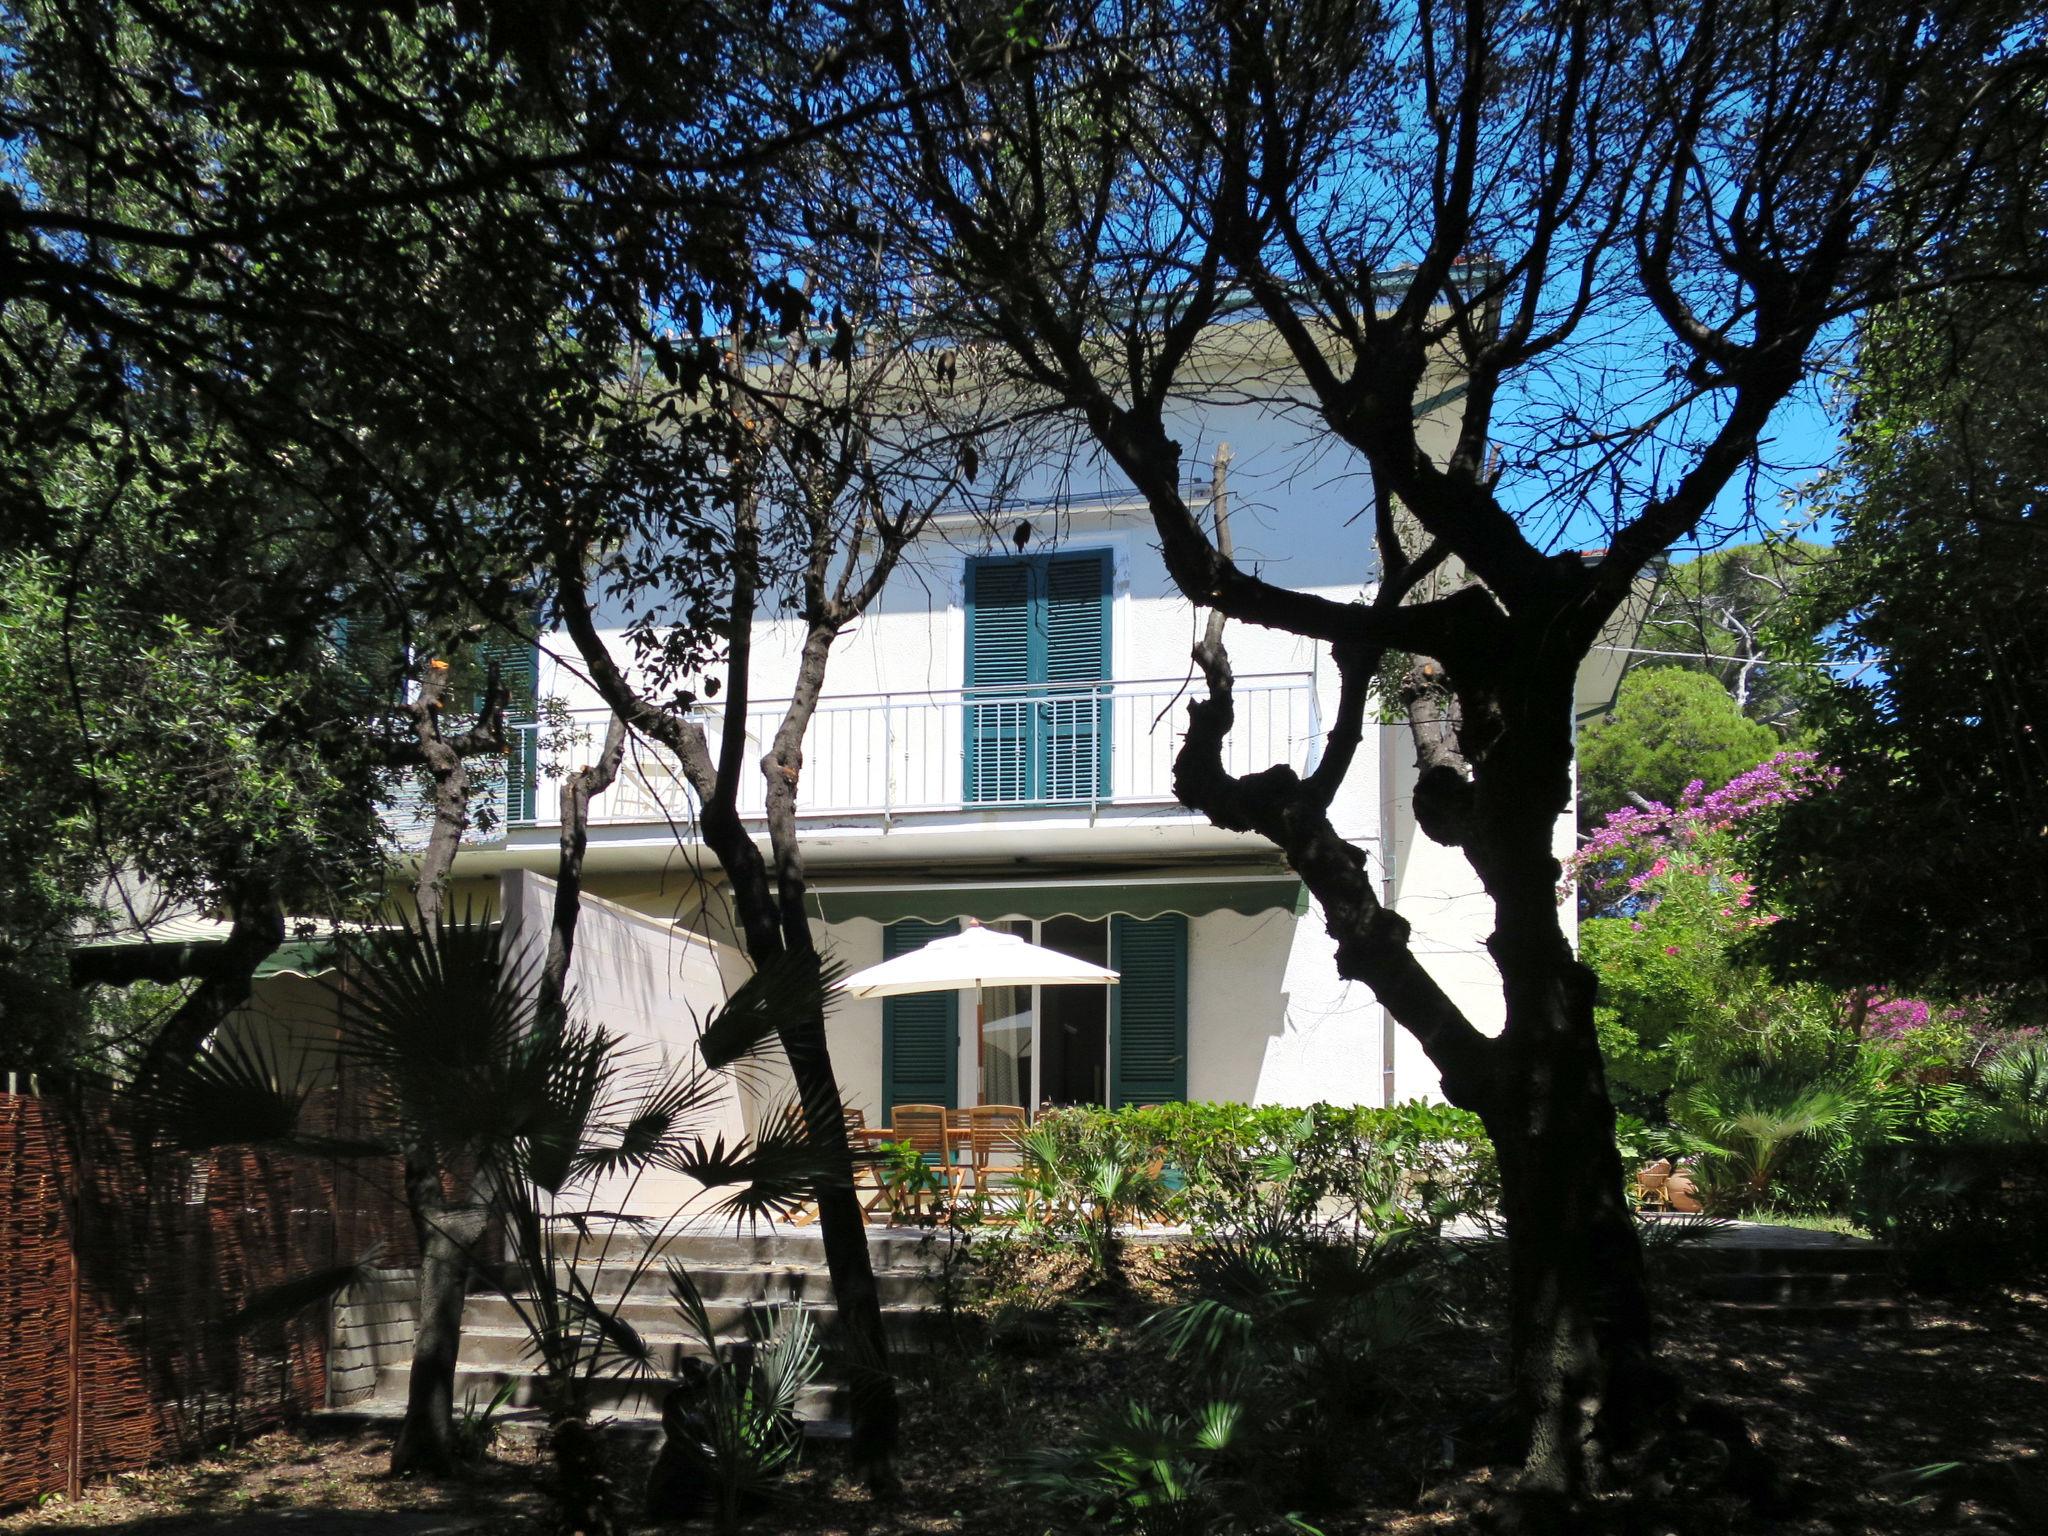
[[1022, 1100, 1498, 1233]]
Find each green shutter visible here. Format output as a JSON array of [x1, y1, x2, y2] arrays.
[[477, 634, 540, 823], [1110, 913, 1187, 1107], [1042, 553, 1110, 800], [881, 919, 959, 1116], [965, 551, 1110, 803], [965, 559, 1034, 802]]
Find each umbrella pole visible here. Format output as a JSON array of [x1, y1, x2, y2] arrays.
[[975, 991, 986, 1106]]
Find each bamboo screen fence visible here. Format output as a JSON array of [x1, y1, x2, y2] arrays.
[[0, 1087, 413, 1511]]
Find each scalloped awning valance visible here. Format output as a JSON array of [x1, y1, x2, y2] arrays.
[[806, 874, 1305, 927]]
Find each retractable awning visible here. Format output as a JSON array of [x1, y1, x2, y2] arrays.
[[807, 873, 1305, 927], [72, 913, 350, 980]]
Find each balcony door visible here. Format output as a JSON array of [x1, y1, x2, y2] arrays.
[[477, 633, 540, 823], [964, 551, 1111, 803]]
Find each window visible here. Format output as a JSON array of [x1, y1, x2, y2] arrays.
[[964, 551, 1112, 803], [476, 633, 540, 823], [880, 911, 1186, 1113]]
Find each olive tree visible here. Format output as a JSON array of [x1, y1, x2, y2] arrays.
[[832, 0, 2042, 1501]]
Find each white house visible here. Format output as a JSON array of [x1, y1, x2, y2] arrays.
[[182, 334, 1635, 1181], [417, 355, 1635, 1134]]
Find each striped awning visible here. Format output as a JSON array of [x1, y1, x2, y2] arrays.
[[806, 874, 1305, 927]]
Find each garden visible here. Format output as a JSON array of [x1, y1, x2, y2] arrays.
[[6, 1089, 2044, 1536], [6, 2, 2048, 1533]]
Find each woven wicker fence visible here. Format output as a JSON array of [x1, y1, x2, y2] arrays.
[[0, 1089, 413, 1511]]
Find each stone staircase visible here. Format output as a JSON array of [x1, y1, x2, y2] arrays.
[[330, 1226, 955, 1441], [1676, 1227, 1901, 1327]]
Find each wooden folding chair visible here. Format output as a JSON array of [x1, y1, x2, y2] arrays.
[[885, 1104, 959, 1215], [964, 1104, 1029, 1222], [784, 1102, 882, 1227], [844, 1107, 899, 1223]]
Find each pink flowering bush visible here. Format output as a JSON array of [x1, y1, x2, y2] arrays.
[[1572, 755, 2014, 1209], [1563, 752, 1838, 917]]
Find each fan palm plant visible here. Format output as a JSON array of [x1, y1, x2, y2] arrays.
[[1013, 1121, 1166, 1284], [1665, 1067, 1867, 1209], [1010, 1399, 1312, 1536], [659, 1264, 823, 1533], [1978, 1035, 2048, 1142], [137, 905, 839, 1534]]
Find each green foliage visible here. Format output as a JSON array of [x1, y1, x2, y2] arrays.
[[1754, 270, 2048, 998], [666, 1267, 823, 1532], [1013, 1196, 1454, 1530], [0, 520, 390, 1069], [452, 1381, 518, 1464], [874, 1137, 949, 1221], [1152, 1214, 1441, 1393], [1579, 881, 1845, 1117], [1636, 540, 1832, 732], [1012, 1101, 1496, 1241], [1576, 667, 1781, 832], [1010, 1120, 1168, 1281], [1662, 1068, 1877, 1211], [1851, 1037, 2048, 1290], [1011, 1400, 1294, 1536]]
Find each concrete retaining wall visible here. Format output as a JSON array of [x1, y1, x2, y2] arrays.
[[328, 1269, 420, 1408]]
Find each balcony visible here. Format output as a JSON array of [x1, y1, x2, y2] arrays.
[[516, 673, 1320, 831]]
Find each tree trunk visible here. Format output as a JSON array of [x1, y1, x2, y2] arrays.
[[1483, 980, 1665, 1499], [1173, 628, 1665, 1504], [552, 502, 904, 1482], [782, 994, 900, 1476], [542, 714, 628, 1023], [390, 1181, 488, 1476], [391, 656, 504, 1477], [695, 786, 901, 1481], [128, 880, 284, 1091], [760, 624, 900, 1479]]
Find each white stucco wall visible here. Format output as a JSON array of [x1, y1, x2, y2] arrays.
[[500, 870, 749, 1220], [456, 333, 1629, 1118]]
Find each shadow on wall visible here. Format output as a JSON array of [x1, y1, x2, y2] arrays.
[[1188, 907, 1294, 1103]]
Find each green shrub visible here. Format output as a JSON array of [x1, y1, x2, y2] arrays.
[[1017, 1101, 1496, 1237], [1854, 1138, 2048, 1290], [1852, 1035, 2048, 1288], [1009, 1399, 1310, 1536]]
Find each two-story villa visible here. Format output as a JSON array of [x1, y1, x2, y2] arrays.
[[424, 375, 1630, 1141], [181, 339, 1632, 1194]]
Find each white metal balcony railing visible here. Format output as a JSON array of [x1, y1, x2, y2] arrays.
[[392, 673, 1319, 837]]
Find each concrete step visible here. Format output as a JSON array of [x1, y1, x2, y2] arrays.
[[453, 1305, 947, 1368], [518, 1262, 942, 1308], [1690, 1269, 1893, 1305], [539, 1227, 956, 1272], [317, 1400, 854, 1449], [370, 1363, 848, 1423], [1680, 1240, 1892, 1276], [1700, 1296, 1909, 1328]]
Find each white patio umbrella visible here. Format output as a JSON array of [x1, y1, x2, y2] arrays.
[[834, 922, 1119, 1000]]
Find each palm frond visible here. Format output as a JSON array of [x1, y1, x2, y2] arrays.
[[696, 952, 841, 1072], [668, 1261, 721, 1355], [330, 902, 545, 1155], [572, 1058, 741, 1181], [560, 1286, 655, 1377], [134, 1029, 332, 1154], [664, 1112, 836, 1226], [227, 1254, 388, 1333], [750, 1302, 822, 1427], [513, 1016, 618, 1194]]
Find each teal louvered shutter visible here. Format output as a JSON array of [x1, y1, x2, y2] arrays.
[[881, 919, 959, 1116], [1110, 914, 1188, 1107], [1042, 552, 1111, 801], [965, 559, 1034, 802], [477, 635, 540, 823]]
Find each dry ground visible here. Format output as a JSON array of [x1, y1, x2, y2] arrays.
[[5, 1264, 2042, 1535]]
